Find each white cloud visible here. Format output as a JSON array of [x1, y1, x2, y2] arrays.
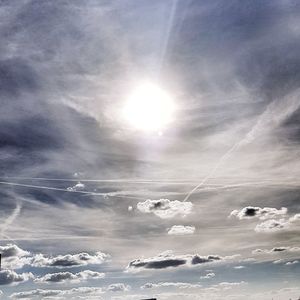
[[67, 181, 85, 191], [31, 251, 109, 268], [167, 225, 195, 235], [234, 266, 245, 269], [141, 282, 202, 289], [230, 207, 287, 220], [255, 219, 289, 232], [10, 287, 105, 299], [252, 246, 300, 254], [137, 199, 193, 219], [0, 244, 29, 258], [289, 213, 300, 223], [107, 283, 131, 292], [0, 269, 33, 286], [285, 260, 299, 265], [200, 272, 215, 279], [0, 244, 31, 270]]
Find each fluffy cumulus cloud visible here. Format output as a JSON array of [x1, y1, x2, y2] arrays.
[[0, 244, 29, 258], [136, 199, 193, 219], [0, 244, 31, 270], [31, 251, 109, 268], [167, 225, 195, 235], [34, 270, 105, 284], [127, 251, 224, 271], [230, 208, 300, 233], [230, 207, 287, 220], [141, 282, 202, 289], [67, 181, 85, 191], [10, 287, 105, 299], [0, 269, 33, 286], [107, 283, 131, 292]]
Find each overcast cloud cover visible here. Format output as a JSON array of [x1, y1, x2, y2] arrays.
[[0, 0, 300, 299]]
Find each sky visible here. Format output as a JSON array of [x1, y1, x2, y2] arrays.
[[0, 0, 300, 299]]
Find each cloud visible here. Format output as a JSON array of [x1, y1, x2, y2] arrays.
[[67, 181, 85, 191], [31, 251, 109, 268], [285, 260, 299, 265], [107, 283, 131, 292], [9, 287, 105, 299], [136, 199, 193, 219], [167, 225, 195, 235], [34, 270, 105, 284], [141, 282, 202, 289], [216, 281, 247, 290], [0, 244, 31, 270], [289, 213, 300, 223], [230, 206, 287, 220], [234, 266, 245, 269], [200, 272, 215, 279], [252, 246, 300, 254], [0, 244, 29, 258], [255, 219, 289, 232], [126, 252, 224, 271], [0, 269, 33, 286]]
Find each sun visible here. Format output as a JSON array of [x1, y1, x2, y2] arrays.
[[123, 82, 175, 132]]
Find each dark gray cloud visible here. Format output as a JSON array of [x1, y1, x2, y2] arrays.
[[127, 252, 224, 271]]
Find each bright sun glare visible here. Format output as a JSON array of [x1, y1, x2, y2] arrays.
[[123, 82, 175, 132]]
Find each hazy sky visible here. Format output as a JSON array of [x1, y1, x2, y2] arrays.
[[0, 0, 300, 299]]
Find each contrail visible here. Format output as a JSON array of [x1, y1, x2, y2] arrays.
[[1, 203, 22, 239], [183, 90, 300, 202], [0, 181, 143, 200], [183, 141, 242, 202]]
